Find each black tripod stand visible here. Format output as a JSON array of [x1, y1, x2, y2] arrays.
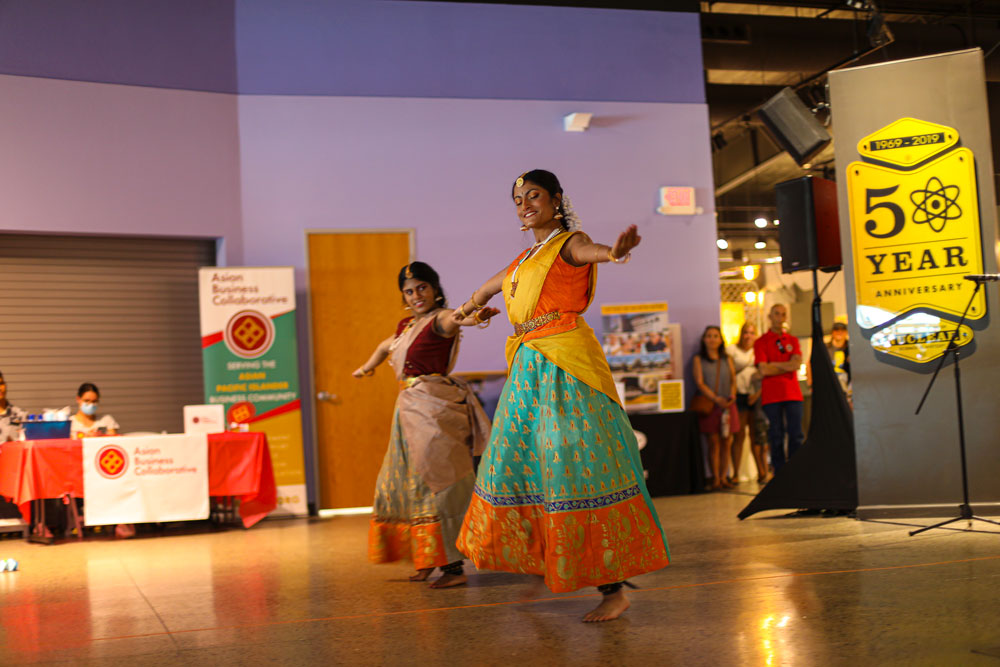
[[910, 277, 1000, 536]]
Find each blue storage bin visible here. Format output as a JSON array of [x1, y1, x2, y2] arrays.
[[23, 421, 72, 440]]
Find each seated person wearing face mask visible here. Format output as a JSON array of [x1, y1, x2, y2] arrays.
[[69, 383, 119, 438]]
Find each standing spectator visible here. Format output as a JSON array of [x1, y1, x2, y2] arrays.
[[693, 326, 738, 490], [728, 323, 768, 483], [0, 371, 27, 443], [828, 322, 851, 392], [754, 304, 804, 472]]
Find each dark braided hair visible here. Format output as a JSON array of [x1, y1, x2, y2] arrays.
[[512, 169, 568, 231], [397, 261, 446, 306]]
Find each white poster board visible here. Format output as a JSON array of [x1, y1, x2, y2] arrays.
[[82, 434, 209, 525], [184, 404, 226, 435]]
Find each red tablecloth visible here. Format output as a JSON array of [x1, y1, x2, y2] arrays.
[[0, 432, 277, 528]]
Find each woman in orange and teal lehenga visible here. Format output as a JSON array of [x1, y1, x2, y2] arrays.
[[353, 261, 499, 589], [454, 169, 670, 622]]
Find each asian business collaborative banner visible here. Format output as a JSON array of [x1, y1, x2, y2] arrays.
[[199, 267, 308, 516], [83, 435, 209, 525]]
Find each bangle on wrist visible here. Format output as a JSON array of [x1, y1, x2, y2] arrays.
[[607, 247, 631, 264]]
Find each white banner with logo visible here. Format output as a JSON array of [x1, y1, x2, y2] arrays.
[[82, 435, 209, 525], [198, 267, 308, 517]]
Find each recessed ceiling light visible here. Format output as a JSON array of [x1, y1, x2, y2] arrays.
[[754, 217, 768, 228], [754, 237, 767, 250], [717, 238, 729, 250]]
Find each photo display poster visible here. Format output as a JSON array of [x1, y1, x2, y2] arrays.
[[600, 302, 681, 412]]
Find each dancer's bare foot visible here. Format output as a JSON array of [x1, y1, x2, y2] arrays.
[[428, 572, 467, 589], [408, 567, 434, 582], [582, 590, 630, 622]]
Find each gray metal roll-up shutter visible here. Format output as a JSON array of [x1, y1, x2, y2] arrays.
[[0, 233, 216, 434]]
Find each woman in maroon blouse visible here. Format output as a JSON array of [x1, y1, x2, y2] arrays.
[[353, 262, 499, 588]]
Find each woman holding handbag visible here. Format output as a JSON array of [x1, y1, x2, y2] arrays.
[[692, 326, 738, 490]]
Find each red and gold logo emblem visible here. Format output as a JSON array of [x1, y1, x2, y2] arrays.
[[227, 401, 257, 425], [95, 444, 128, 479], [224, 310, 275, 359]]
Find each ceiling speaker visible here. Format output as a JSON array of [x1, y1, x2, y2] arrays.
[[757, 87, 831, 165]]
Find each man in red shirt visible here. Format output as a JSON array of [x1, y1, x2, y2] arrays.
[[754, 304, 803, 473]]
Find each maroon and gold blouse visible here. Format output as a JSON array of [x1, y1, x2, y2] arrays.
[[395, 316, 455, 377]]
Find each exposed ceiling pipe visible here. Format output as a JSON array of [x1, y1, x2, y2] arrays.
[[714, 152, 790, 197]]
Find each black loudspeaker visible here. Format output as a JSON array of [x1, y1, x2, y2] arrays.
[[757, 87, 831, 165], [776, 175, 842, 274]]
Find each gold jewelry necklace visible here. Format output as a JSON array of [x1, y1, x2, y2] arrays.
[[510, 227, 563, 298]]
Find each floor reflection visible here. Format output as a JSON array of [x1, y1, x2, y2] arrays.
[[0, 490, 997, 663]]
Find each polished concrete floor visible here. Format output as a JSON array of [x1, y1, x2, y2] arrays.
[[2, 487, 1000, 666]]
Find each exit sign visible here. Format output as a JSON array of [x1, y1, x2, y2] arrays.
[[657, 186, 699, 215]]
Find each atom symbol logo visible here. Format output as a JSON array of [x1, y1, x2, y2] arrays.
[[909, 176, 961, 232]]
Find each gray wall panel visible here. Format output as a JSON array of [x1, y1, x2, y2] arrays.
[[0, 233, 215, 434], [830, 49, 1000, 516]]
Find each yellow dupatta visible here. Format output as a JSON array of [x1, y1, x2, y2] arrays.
[[501, 231, 621, 406]]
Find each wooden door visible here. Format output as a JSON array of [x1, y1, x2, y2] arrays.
[[308, 231, 412, 509]]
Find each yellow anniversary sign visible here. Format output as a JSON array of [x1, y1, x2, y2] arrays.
[[868, 313, 973, 364], [857, 117, 959, 168], [847, 147, 984, 324]]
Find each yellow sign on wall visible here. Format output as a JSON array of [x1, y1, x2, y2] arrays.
[[846, 117, 985, 367], [657, 380, 684, 413], [868, 313, 973, 364], [857, 117, 959, 168], [847, 148, 984, 322]]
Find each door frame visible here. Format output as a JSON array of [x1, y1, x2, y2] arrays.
[[303, 228, 415, 511]]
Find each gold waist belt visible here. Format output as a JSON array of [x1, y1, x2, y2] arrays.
[[400, 373, 443, 389], [513, 311, 561, 336]]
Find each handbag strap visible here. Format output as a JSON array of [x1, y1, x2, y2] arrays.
[[712, 356, 722, 395]]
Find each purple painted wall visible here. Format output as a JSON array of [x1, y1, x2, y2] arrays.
[[0, 0, 711, 507], [0, 74, 243, 263], [0, 1, 701, 103], [0, 0, 237, 92], [238, 95, 716, 369], [235, 1, 703, 102], [237, 95, 718, 506]]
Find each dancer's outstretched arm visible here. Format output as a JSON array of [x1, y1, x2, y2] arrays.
[[435, 304, 502, 337], [561, 224, 642, 267], [451, 267, 507, 325], [352, 335, 396, 378]]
